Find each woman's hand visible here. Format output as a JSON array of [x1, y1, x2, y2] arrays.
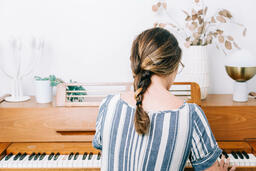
[[218, 155, 236, 171], [205, 155, 236, 171]]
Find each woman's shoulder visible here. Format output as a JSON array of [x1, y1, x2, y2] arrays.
[[187, 102, 208, 124], [99, 93, 122, 108]]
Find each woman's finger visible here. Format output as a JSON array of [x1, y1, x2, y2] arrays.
[[219, 155, 225, 168], [230, 165, 237, 171], [223, 157, 230, 170]]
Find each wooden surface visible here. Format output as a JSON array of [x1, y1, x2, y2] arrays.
[[0, 143, 10, 160], [1, 93, 256, 170], [7, 142, 100, 155], [247, 142, 256, 154], [1, 94, 256, 141], [0, 106, 98, 142], [0, 169, 100, 171], [201, 94, 256, 106], [201, 94, 256, 141], [218, 141, 252, 153], [0, 143, 10, 154], [1, 168, 255, 171]]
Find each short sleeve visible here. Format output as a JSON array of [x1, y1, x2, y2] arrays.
[[92, 95, 113, 150], [189, 104, 222, 171]]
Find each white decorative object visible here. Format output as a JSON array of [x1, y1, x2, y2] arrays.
[[34, 80, 52, 103], [176, 46, 209, 99], [225, 49, 256, 102], [0, 37, 44, 102]]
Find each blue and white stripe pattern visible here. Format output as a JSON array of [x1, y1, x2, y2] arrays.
[[93, 94, 222, 171]]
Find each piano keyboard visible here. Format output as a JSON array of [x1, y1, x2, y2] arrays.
[[0, 151, 256, 169]]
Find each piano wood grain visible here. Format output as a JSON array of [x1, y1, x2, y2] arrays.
[[247, 142, 256, 155], [201, 94, 256, 141], [0, 107, 98, 142]]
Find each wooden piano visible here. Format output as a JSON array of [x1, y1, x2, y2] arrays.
[[0, 82, 256, 171]]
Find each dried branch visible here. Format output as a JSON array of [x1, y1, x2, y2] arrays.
[[151, 0, 246, 55]]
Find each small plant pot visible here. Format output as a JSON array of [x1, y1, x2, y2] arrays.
[[34, 80, 52, 103]]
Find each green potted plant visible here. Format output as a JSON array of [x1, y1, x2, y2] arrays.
[[34, 75, 63, 103], [34, 75, 87, 103]]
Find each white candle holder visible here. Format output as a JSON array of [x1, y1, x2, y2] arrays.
[[0, 37, 44, 102]]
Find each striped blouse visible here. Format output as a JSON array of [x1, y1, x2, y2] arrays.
[[93, 94, 222, 171]]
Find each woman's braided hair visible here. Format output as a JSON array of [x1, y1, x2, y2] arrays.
[[130, 27, 182, 134]]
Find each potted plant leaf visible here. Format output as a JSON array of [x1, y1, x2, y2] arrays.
[[34, 75, 64, 103], [34, 75, 86, 103]]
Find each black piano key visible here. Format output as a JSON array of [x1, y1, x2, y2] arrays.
[[34, 153, 41, 160], [68, 152, 74, 160], [88, 152, 93, 160], [54, 152, 60, 160], [231, 151, 238, 159], [236, 151, 244, 159], [242, 151, 249, 159], [222, 151, 229, 159], [74, 152, 79, 160], [48, 152, 54, 160], [97, 152, 101, 160], [82, 152, 88, 160], [28, 152, 36, 161], [13, 152, 22, 160], [19, 153, 27, 160], [39, 153, 46, 160], [5, 153, 13, 161]]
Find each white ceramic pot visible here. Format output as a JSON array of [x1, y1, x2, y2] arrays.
[[176, 46, 209, 100], [34, 80, 52, 103]]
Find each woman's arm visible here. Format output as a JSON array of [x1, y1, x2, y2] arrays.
[[205, 155, 236, 171]]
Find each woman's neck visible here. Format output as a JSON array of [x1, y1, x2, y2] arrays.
[[145, 75, 172, 96]]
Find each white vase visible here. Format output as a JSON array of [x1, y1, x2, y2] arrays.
[[34, 80, 53, 103], [176, 46, 209, 100]]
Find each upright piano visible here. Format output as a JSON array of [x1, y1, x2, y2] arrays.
[[0, 82, 255, 170]]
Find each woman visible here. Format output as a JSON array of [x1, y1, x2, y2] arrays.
[[93, 27, 236, 171]]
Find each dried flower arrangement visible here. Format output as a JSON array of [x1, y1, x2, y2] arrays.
[[152, 0, 247, 55]]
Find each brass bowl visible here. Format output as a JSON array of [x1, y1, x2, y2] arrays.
[[225, 66, 256, 82]]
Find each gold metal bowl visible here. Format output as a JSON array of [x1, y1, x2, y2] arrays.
[[225, 66, 256, 82]]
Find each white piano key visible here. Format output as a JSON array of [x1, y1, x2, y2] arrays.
[[6, 156, 15, 168], [96, 155, 101, 168], [237, 156, 244, 166], [21, 155, 30, 168], [72, 155, 83, 168], [91, 155, 98, 168], [227, 154, 235, 166], [248, 154, 256, 166], [242, 155, 251, 166], [1, 155, 13, 168], [82, 154, 89, 168], [47, 155, 57, 168], [38, 155, 49, 168], [58, 155, 68, 168], [86, 155, 93, 168], [229, 154, 241, 166]]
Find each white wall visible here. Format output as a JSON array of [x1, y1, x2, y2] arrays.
[[0, 0, 255, 97]]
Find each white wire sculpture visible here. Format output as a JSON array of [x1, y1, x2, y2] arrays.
[[0, 37, 44, 102]]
